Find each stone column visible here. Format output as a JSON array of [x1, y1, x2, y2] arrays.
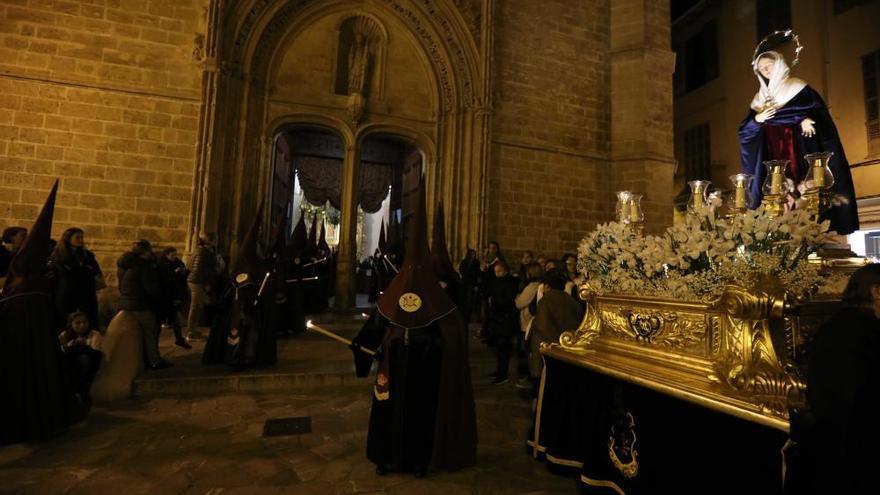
[[334, 144, 361, 310], [609, 0, 676, 231]]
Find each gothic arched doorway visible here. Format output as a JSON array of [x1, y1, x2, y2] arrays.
[[191, 1, 489, 309], [271, 127, 423, 309]]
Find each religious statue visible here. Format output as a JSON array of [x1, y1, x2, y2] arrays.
[[738, 37, 859, 234], [347, 31, 371, 96]]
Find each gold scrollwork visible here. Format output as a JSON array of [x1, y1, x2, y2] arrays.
[[599, 305, 706, 350]]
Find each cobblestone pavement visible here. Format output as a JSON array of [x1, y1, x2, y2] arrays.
[[0, 327, 578, 494]]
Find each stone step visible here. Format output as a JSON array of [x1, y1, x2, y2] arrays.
[[133, 323, 498, 396]]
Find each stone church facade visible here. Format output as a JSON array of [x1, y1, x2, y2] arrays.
[[0, 0, 674, 306]]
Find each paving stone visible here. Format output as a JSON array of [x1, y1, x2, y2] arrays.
[[0, 324, 576, 494]]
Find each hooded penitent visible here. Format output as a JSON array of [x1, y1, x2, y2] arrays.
[[353, 180, 477, 473], [306, 212, 319, 257], [386, 213, 402, 264], [203, 206, 277, 368], [738, 50, 859, 234], [378, 219, 387, 254], [1, 180, 84, 445], [288, 211, 308, 259], [1, 181, 58, 299], [318, 218, 330, 254]]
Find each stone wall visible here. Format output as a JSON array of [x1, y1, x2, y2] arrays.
[[0, 0, 676, 288], [0, 0, 205, 274], [489, 0, 612, 260]]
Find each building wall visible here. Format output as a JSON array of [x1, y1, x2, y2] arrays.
[[673, 0, 880, 216], [0, 0, 206, 272], [0, 0, 676, 281], [489, 0, 612, 258], [270, 10, 436, 124]]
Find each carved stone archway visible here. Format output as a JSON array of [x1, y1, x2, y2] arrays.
[[190, 0, 491, 308]]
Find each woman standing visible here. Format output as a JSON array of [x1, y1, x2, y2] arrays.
[[50, 227, 103, 330]]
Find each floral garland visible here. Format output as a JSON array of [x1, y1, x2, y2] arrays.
[[577, 207, 836, 302]]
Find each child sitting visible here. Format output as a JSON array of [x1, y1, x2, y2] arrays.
[[59, 311, 103, 405]]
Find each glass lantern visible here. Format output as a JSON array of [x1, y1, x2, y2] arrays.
[[687, 180, 711, 216], [761, 160, 792, 196], [803, 151, 835, 190], [729, 173, 755, 210]]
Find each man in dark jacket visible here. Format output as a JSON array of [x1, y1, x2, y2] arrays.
[[186, 232, 221, 340], [487, 259, 519, 384], [117, 240, 170, 370], [157, 247, 190, 349]]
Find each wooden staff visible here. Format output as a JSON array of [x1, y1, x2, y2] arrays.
[[306, 320, 376, 356]]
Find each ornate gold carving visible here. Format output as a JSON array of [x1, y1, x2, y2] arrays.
[[595, 304, 705, 351], [556, 283, 833, 423]]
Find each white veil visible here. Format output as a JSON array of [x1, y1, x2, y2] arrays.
[[749, 50, 807, 112]]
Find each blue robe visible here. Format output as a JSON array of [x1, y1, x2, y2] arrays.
[[738, 85, 859, 234]]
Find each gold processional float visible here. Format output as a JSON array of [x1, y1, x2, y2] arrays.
[[541, 151, 865, 432]]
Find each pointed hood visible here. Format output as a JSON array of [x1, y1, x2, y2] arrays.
[[307, 212, 319, 254], [377, 180, 456, 328], [378, 219, 387, 254], [288, 211, 308, 258], [1, 180, 58, 300], [318, 218, 330, 252], [430, 202, 458, 282], [232, 205, 265, 286], [269, 217, 287, 260]]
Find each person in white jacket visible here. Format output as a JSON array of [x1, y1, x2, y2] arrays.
[[514, 262, 544, 389]]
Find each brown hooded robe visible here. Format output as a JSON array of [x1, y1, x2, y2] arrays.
[[1, 181, 84, 444], [352, 182, 477, 474]]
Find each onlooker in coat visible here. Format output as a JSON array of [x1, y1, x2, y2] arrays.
[[515, 262, 544, 389], [479, 241, 505, 341], [528, 269, 583, 385], [117, 240, 171, 370], [59, 311, 103, 405], [186, 232, 223, 340], [49, 227, 103, 330], [0, 226, 27, 279], [487, 259, 519, 385], [157, 247, 191, 349]]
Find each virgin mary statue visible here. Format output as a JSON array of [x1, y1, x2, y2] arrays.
[[738, 50, 859, 234]]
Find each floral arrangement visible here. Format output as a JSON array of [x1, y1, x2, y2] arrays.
[[578, 207, 835, 302]]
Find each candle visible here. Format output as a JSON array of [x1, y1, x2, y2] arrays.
[[813, 162, 825, 188], [734, 183, 746, 208], [770, 168, 783, 194], [629, 199, 640, 221]]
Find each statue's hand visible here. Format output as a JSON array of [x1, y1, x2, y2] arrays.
[[801, 118, 816, 138], [755, 107, 776, 123]]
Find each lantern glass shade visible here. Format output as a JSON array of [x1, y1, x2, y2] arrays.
[[803, 151, 835, 190], [761, 160, 792, 196]]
